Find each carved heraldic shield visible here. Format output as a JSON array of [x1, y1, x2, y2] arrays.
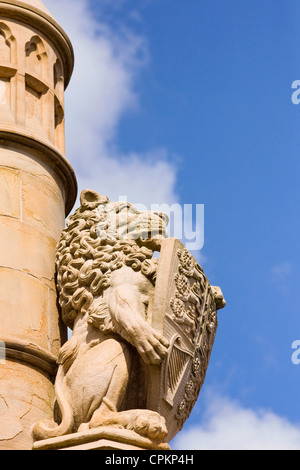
[[148, 238, 224, 442]]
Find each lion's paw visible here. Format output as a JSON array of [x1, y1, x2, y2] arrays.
[[132, 411, 168, 441], [88, 408, 168, 442]]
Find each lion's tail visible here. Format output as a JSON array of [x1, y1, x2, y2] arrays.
[[32, 337, 79, 442]]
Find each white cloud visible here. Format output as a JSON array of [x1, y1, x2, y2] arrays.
[[46, 0, 179, 208], [173, 392, 300, 450]]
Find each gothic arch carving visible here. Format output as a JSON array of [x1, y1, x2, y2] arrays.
[[0, 23, 16, 121], [25, 36, 49, 81], [0, 22, 16, 65]]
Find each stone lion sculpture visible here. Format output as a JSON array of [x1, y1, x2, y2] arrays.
[[32, 190, 170, 443]]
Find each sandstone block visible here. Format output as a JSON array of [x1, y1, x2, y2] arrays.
[[0, 267, 57, 352], [0, 216, 56, 283], [21, 171, 65, 240], [0, 167, 20, 219]]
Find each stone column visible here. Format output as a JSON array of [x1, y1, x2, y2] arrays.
[[0, 0, 76, 450]]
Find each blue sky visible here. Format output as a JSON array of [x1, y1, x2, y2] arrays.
[[46, 0, 300, 449]]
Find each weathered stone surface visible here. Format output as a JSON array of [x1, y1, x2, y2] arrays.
[[0, 268, 54, 350], [0, 216, 57, 280], [32, 190, 225, 450], [0, 167, 20, 218], [0, 0, 76, 450], [0, 359, 55, 450], [21, 171, 65, 240]]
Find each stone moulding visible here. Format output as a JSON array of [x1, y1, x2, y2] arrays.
[[0, 0, 74, 89], [25, 72, 49, 95], [0, 65, 17, 78], [0, 129, 77, 215], [0, 336, 57, 376]]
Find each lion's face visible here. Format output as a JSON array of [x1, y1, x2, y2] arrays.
[[114, 201, 169, 241], [56, 190, 168, 329], [95, 199, 169, 244]]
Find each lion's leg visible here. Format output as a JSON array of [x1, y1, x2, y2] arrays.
[[88, 357, 167, 442], [86, 348, 168, 442], [88, 351, 132, 429]]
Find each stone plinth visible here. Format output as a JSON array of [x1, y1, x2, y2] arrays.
[[33, 428, 171, 451]]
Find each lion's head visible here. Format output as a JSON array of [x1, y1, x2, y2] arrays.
[[56, 190, 169, 330]]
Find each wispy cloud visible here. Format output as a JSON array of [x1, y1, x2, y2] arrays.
[[46, 0, 179, 208], [270, 262, 292, 294], [173, 391, 300, 450]]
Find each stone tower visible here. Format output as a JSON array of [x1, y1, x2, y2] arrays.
[[0, 0, 76, 450]]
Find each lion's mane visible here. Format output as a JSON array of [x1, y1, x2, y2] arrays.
[[55, 196, 158, 334]]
